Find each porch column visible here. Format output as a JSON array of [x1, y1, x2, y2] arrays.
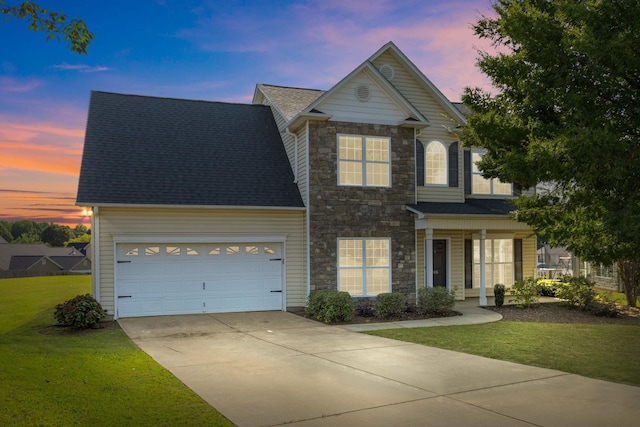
[[479, 229, 487, 306], [425, 228, 434, 288]]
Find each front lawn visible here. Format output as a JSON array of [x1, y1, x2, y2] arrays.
[[0, 276, 234, 426], [367, 321, 640, 387]]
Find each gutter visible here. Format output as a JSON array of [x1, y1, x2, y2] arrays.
[[285, 127, 299, 184]]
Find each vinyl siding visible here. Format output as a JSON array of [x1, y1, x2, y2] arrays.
[[371, 53, 466, 202], [416, 227, 536, 300], [95, 207, 306, 314], [317, 70, 410, 125]]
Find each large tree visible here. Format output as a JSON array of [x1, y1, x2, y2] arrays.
[[462, 0, 640, 306], [1, 0, 93, 54]]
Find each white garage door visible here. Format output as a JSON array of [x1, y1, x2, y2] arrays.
[[116, 242, 283, 318]]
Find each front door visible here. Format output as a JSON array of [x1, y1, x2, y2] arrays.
[[432, 239, 447, 287]]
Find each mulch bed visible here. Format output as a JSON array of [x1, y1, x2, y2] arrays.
[[294, 309, 462, 325], [488, 302, 640, 326]]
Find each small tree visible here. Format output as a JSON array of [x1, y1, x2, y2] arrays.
[[41, 224, 73, 247]]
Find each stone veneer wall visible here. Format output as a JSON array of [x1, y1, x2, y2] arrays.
[[308, 120, 416, 298]]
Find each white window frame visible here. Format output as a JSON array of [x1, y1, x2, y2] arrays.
[[473, 236, 515, 288], [337, 238, 391, 297], [337, 134, 391, 188], [471, 150, 512, 195], [425, 140, 448, 186]]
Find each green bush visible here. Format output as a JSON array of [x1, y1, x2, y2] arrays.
[[509, 277, 539, 307], [493, 284, 506, 307], [537, 279, 562, 297], [556, 277, 596, 310], [305, 289, 354, 324], [374, 292, 406, 319], [54, 294, 107, 329], [417, 286, 455, 315]]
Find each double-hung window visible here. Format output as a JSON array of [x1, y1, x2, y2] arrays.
[[473, 238, 514, 287], [338, 238, 391, 296], [338, 135, 391, 187], [472, 151, 512, 195]]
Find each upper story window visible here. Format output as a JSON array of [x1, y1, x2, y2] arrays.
[[472, 151, 512, 195], [338, 135, 391, 187], [425, 140, 447, 185]]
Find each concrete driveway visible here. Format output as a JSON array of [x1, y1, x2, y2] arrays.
[[119, 311, 640, 427]]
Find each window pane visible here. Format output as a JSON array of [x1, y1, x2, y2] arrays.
[[365, 137, 389, 162], [339, 269, 363, 295], [339, 240, 362, 267], [426, 141, 447, 185], [365, 162, 390, 187], [473, 174, 491, 194], [366, 268, 390, 295], [366, 239, 389, 267], [166, 246, 181, 256], [494, 239, 513, 263], [493, 179, 512, 195], [339, 161, 363, 185], [338, 136, 362, 160], [472, 152, 483, 173], [145, 246, 159, 256], [494, 264, 513, 286]]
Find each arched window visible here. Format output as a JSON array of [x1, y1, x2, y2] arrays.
[[425, 141, 447, 185]]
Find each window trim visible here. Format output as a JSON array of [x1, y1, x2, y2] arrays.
[[337, 134, 391, 188], [337, 237, 392, 297], [425, 140, 448, 186], [471, 149, 512, 196], [472, 235, 516, 288]]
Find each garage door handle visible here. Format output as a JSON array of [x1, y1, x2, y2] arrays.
[[118, 295, 132, 298], [270, 258, 282, 261], [270, 290, 282, 293], [117, 260, 131, 264]]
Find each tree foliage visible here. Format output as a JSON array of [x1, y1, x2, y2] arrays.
[[41, 224, 74, 247], [462, 0, 640, 306], [0, 0, 93, 54]]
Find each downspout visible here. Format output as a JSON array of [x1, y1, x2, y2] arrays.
[[305, 120, 311, 299], [285, 127, 299, 184], [92, 206, 100, 302]]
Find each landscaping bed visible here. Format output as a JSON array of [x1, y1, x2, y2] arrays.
[[489, 302, 640, 325]]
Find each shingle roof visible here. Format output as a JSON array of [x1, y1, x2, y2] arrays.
[[408, 199, 516, 216], [257, 84, 325, 121], [49, 256, 86, 270], [0, 244, 80, 270], [76, 92, 304, 208], [8, 256, 46, 271]]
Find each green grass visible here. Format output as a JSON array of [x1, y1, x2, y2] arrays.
[[367, 321, 640, 387], [0, 276, 234, 426]]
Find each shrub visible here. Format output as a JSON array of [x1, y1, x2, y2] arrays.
[[537, 279, 562, 297], [354, 298, 375, 317], [417, 286, 455, 315], [54, 294, 107, 329], [493, 284, 506, 307], [556, 277, 596, 310], [509, 277, 539, 307], [374, 292, 406, 319], [305, 289, 353, 324]]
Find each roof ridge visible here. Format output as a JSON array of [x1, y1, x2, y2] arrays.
[[91, 91, 265, 108], [258, 84, 325, 93]]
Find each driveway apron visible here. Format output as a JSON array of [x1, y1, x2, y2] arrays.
[[119, 311, 640, 427]]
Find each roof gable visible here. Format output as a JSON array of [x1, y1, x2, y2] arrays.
[[368, 42, 467, 125], [76, 92, 304, 209], [292, 61, 428, 129], [254, 85, 324, 121], [309, 64, 429, 127]]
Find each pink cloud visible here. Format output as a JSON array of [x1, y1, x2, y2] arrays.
[[0, 76, 42, 93]]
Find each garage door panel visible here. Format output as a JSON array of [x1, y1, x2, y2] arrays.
[[116, 242, 283, 318]]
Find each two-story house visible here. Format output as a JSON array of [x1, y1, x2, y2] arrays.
[[77, 42, 536, 319]]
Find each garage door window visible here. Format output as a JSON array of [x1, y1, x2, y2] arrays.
[[167, 246, 181, 256], [338, 238, 391, 297], [126, 248, 138, 256], [145, 246, 160, 256]]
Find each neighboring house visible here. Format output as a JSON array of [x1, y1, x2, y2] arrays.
[[77, 42, 537, 319], [537, 244, 574, 278], [0, 242, 90, 278]]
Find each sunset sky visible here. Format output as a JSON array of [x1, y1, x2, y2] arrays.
[[0, 0, 497, 227]]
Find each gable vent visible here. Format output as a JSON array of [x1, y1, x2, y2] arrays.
[[379, 64, 394, 81], [355, 84, 371, 102]]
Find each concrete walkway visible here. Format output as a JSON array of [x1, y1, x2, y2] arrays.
[[119, 303, 640, 427]]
